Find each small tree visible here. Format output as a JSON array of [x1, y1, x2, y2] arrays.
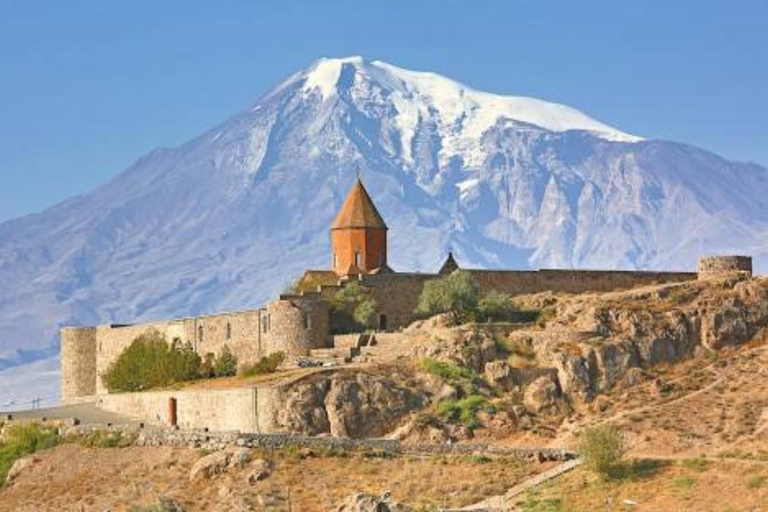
[[416, 271, 479, 324], [477, 290, 516, 322], [102, 331, 201, 392], [200, 352, 216, 378], [578, 425, 626, 477], [353, 297, 378, 328], [331, 281, 380, 331], [213, 344, 238, 377]]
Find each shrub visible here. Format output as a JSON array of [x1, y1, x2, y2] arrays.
[[213, 345, 238, 377], [420, 357, 475, 383], [240, 351, 286, 377], [577, 425, 625, 477], [436, 395, 487, 429], [101, 331, 201, 392], [0, 423, 59, 484], [747, 475, 767, 489], [331, 282, 380, 330], [200, 352, 216, 379], [476, 291, 516, 322], [416, 271, 479, 324]]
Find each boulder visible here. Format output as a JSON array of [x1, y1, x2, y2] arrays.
[[702, 306, 750, 350], [189, 451, 231, 481], [6, 456, 37, 483], [484, 360, 513, 390], [227, 447, 252, 469], [335, 492, 411, 512], [524, 376, 561, 414], [245, 459, 272, 484]]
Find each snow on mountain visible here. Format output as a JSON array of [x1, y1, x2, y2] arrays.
[[1, 56, 766, 406]]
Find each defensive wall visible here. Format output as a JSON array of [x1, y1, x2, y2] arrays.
[[62, 255, 751, 404], [62, 296, 330, 402], [698, 255, 753, 279]]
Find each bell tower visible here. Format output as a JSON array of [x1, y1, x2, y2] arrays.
[[331, 178, 388, 276]]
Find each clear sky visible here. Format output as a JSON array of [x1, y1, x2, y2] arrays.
[[1, 0, 766, 223]]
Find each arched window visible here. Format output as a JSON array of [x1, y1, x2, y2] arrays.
[[303, 312, 312, 330], [198, 325, 204, 343], [355, 251, 363, 267]]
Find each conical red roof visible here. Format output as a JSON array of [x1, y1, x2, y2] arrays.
[[331, 179, 388, 230]]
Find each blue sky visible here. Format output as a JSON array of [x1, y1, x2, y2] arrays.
[[1, 0, 766, 223]]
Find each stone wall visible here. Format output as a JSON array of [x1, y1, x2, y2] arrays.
[[61, 327, 98, 403], [262, 297, 330, 356], [98, 387, 258, 433], [466, 269, 697, 297], [698, 255, 753, 279]]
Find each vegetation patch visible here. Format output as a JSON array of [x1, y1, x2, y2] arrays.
[[436, 395, 487, 429], [330, 282, 379, 332], [416, 271, 479, 324], [103, 331, 240, 392], [577, 425, 626, 478], [0, 423, 59, 485], [239, 351, 286, 377]]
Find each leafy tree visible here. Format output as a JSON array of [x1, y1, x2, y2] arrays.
[[213, 344, 238, 377], [101, 330, 201, 392], [577, 425, 626, 477], [477, 290, 516, 322], [331, 281, 380, 331], [416, 271, 479, 324], [200, 352, 216, 379]]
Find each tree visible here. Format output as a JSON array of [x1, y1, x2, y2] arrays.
[[213, 344, 238, 377], [477, 290, 516, 322], [577, 425, 626, 477], [101, 330, 201, 392], [332, 281, 380, 331], [416, 271, 479, 324]]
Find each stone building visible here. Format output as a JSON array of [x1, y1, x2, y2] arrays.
[[60, 178, 752, 403]]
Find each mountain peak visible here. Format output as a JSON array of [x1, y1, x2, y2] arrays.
[[296, 56, 642, 149]]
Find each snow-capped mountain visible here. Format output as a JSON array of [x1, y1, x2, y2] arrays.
[[1, 56, 767, 407]]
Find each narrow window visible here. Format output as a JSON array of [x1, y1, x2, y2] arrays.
[[226, 322, 232, 340], [303, 312, 311, 330], [333, 252, 338, 268], [198, 325, 204, 343], [355, 251, 362, 267]]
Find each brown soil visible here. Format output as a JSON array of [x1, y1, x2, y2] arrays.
[[524, 458, 768, 511], [0, 443, 549, 511]]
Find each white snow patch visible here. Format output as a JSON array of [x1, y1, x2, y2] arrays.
[[302, 56, 364, 100]]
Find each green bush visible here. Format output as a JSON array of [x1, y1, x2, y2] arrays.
[[416, 271, 478, 324], [240, 351, 286, 377], [436, 395, 487, 429], [420, 357, 475, 382], [0, 423, 59, 484], [577, 425, 626, 477], [213, 344, 238, 377], [101, 331, 201, 392], [476, 291, 516, 322], [200, 352, 216, 379]]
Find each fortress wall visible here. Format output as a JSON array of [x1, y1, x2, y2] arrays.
[[189, 310, 262, 365], [361, 273, 434, 329], [698, 255, 753, 279], [99, 387, 258, 433], [261, 298, 330, 356], [61, 327, 98, 403], [466, 269, 697, 297]]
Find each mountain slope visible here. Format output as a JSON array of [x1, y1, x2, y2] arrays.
[[1, 56, 766, 406]]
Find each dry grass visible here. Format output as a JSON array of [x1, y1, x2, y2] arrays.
[[0, 443, 549, 511]]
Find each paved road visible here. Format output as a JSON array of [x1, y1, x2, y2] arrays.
[[3, 402, 133, 425]]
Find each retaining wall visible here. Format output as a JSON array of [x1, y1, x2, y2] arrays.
[[98, 387, 259, 433]]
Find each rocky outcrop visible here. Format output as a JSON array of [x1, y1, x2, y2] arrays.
[[335, 492, 411, 512], [268, 368, 427, 438], [189, 447, 254, 481]]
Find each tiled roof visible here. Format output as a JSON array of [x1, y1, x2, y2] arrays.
[[331, 179, 388, 230]]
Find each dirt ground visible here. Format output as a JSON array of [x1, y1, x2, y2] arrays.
[[525, 458, 768, 511], [0, 443, 549, 511]]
